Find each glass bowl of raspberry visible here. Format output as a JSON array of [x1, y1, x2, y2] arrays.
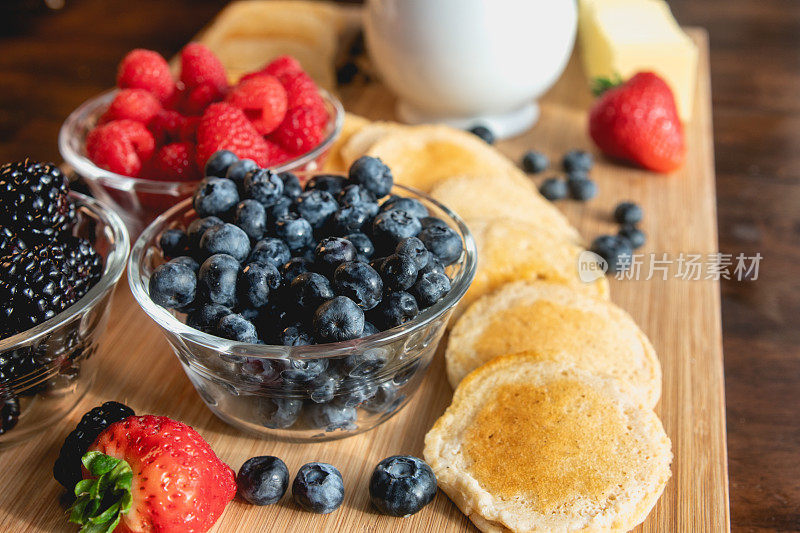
[[58, 88, 344, 237], [128, 169, 477, 442], [0, 192, 130, 448]]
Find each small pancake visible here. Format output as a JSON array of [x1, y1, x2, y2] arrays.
[[340, 122, 408, 169], [430, 173, 581, 244], [322, 113, 372, 172], [365, 125, 533, 193], [458, 218, 609, 320], [447, 281, 661, 408], [424, 355, 672, 533]]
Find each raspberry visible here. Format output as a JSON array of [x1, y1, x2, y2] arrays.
[[180, 42, 227, 93], [87, 119, 155, 176], [278, 70, 324, 111], [226, 76, 287, 135], [151, 142, 200, 182], [270, 105, 326, 154], [264, 55, 304, 79], [149, 109, 195, 144], [265, 140, 294, 166], [116, 49, 175, 103], [181, 83, 225, 116], [196, 103, 270, 169], [100, 88, 162, 125]]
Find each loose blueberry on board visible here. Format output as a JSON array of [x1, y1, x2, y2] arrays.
[[197, 253, 240, 307], [259, 397, 303, 429], [380, 253, 419, 291], [237, 456, 290, 506], [521, 150, 549, 174], [349, 156, 393, 198], [374, 291, 419, 328], [296, 190, 338, 229], [614, 201, 644, 225], [275, 213, 314, 251], [590, 235, 634, 273], [619, 224, 647, 249], [567, 175, 598, 201], [562, 149, 594, 173], [292, 462, 345, 514], [200, 223, 251, 262], [159, 228, 188, 258], [244, 168, 284, 207], [411, 270, 451, 308], [291, 272, 334, 310], [468, 125, 495, 144], [204, 149, 239, 178], [278, 171, 303, 199], [369, 455, 437, 517], [372, 209, 422, 250], [234, 199, 267, 241], [380, 197, 429, 220], [539, 177, 568, 201], [216, 313, 258, 343], [305, 174, 348, 196], [225, 158, 259, 190], [417, 222, 462, 266], [333, 261, 383, 311], [249, 238, 291, 268], [313, 296, 365, 342], [315, 237, 358, 277], [187, 304, 231, 333], [193, 177, 239, 217], [306, 401, 358, 432], [148, 262, 196, 308], [187, 216, 223, 250]]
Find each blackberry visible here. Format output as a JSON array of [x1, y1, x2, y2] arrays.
[[53, 401, 135, 489], [0, 397, 20, 435], [0, 226, 26, 257], [0, 160, 74, 242], [64, 237, 103, 298], [0, 348, 38, 384]]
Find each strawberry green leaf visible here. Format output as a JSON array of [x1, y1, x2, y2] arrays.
[[68, 451, 133, 533], [591, 74, 624, 97]]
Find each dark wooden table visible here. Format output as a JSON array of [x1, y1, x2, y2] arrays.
[[0, 0, 797, 531]]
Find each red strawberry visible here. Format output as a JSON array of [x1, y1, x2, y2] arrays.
[[68, 415, 236, 533], [588, 72, 686, 173], [151, 142, 200, 181], [270, 105, 327, 154], [226, 75, 287, 135], [100, 89, 162, 125], [117, 49, 176, 104], [180, 42, 227, 93], [196, 102, 270, 168], [87, 119, 155, 176]]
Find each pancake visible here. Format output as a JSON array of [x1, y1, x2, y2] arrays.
[[424, 355, 672, 533], [447, 281, 661, 408], [322, 112, 371, 172], [340, 121, 408, 169]]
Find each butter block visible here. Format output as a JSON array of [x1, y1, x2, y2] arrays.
[[579, 0, 698, 121]]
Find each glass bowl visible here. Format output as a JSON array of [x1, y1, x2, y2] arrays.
[[0, 192, 130, 448], [128, 184, 477, 442], [59, 88, 345, 237]]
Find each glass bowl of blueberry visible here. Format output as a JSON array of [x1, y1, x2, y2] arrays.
[[0, 160, 130, 448], [128, 155, 477, 442]]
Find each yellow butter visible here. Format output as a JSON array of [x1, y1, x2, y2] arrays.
[[578, 0, 698, 121]]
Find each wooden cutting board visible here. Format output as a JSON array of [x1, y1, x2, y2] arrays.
[[0, 7, 729, 532]]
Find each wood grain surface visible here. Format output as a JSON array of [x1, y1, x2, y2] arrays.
[[0, 4, 729, 528]]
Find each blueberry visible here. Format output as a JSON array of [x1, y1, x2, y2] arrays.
[[239, 307, 260, 322], [369, 456, 437, 517], [379, 197, 429, 220], [344, 232, 375, 261], [200, 223, 251, 262], [339, 377, 377, 407], [198, 253, 240, 307], [418, 256, 445, 277], [305, 401, 358, 432], [419, 216, 448, 231], [259, 398, 302, 429], [342, 348, 388, 377], [410, 270, 451, 308], [292, 462, 345, 514], [393, 360, 420, 386], [313, 296, 365, 343], [613, 201, 643, 225], [193, 177, 239, 217], [395, 237, 429, 270], [275, 213, 314, 251], [590, 235, 634, 273], [239, 262, 280, 308], [296, 190, 338, 229], [159, 228, 187, 258], [567, 176, 598, 201], [380, 254, 419, 291], [267, 196, 294, 226], [333, 261, 383, 310], [539, 177, 568, 201], [249, 238, 291, 268], [169, 255, 199, 273], [337, 185, 378, 216], [369, 256, 387, 273], [522, 150, 549, 174], [280, 325, 314, 347], [562, 149, 594, 173], [204, 149, 239, 178], [305, 174, 347, 195], [618, 225, 646, 249], [329, 205, 370, 235], [291, 272, 334, 310], [149, 262, 196, 309], [315, 237, 358, 276], [235, 199, 267, 241], [225, 158, 258, 191], [374, 291, 419, 328], [282, 257, 312, 284], [349, 156, 393, 198], [361, 321, 380, 337], [308, 371, 339, 403], [216, 313, 258, 343], [281, 357, 328, 381], [417, 223, 462, 266], [187, 304, 231, 333], [372, 209, 422, 250], [237, 456, 290, 506], [278, 171, 303, 199], [187, 216, 223, 250], [362, 382, 401, 413], [244, 168, 284, 207], [468, 124, 495, 144]]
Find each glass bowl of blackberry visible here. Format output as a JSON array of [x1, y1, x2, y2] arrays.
[[129, 157, 477, 442], [0, 160, 130, 448], [58, 88, 344, 237]]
